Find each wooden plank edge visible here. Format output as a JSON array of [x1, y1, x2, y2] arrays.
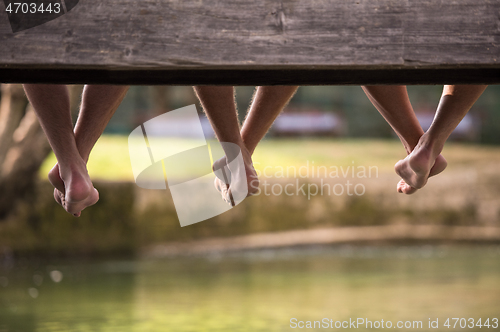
[[1, 67, 499, 85]]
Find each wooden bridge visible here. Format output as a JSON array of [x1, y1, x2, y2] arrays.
[[0, 0, 499, 85]]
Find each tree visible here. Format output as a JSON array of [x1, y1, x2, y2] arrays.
[[0, 84, 51, 219]]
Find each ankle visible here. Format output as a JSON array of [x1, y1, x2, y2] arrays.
[[75, 141, 91, 164], [241, 137, 256, 156], [417, 133, 443, 157], [59, 159, 88, 181], [402, 134, 424, 155], [234, 141, 251, 159]]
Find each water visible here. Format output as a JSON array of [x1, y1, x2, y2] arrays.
[[1, 245, 500, 331]]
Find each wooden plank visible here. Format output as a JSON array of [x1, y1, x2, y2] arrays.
[[0, 0, 499, 84]]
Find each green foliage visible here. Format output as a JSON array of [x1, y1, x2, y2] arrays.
[[0, 182, 137, 256], [10, 139, 500, 257], [337, 196, 389, 226]]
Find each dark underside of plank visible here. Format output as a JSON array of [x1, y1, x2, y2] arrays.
[[0, 67, 499, 85]]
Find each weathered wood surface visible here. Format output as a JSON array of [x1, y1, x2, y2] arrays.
[[0, 0, 499, 85]]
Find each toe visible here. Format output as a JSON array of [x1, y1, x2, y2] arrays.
[[397, 179, 418, 195], [48, 164, 65, 193], [53, 189, 63, 206]]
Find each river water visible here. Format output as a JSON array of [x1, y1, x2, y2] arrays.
[[1, 245, 499, 331]]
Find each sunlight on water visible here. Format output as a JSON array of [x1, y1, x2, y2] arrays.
[[1, 246, 500, 331]]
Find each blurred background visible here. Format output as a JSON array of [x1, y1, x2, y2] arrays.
[[1, 84, 499, 331]]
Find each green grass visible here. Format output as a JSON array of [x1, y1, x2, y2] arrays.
[[40, 135, 500, 181]]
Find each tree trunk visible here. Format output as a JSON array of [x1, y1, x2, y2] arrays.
[[0, 85, 28, 166], [0, 84, 51, 219]]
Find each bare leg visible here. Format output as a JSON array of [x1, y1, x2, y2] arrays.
[[193, 86, 245, 150], [48, 85, 129, 209], [395, 85, 487, 189], [362, 86, 448, 194], [75, 85, 129, 162], [194, 86, 298, 203], [240, 86, 299, 154], [23, 84, 97, 216], [193, 86, 257, 204]]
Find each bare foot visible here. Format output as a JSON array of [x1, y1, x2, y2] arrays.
[[48, 162, 99, 216], [48, 164, 66, 210], [397, 154, 447, 194], [213, 145, 259, 206], [395, 138, 444, 190]]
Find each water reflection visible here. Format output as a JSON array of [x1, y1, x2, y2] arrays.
[[1, 245, 499, 331]]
